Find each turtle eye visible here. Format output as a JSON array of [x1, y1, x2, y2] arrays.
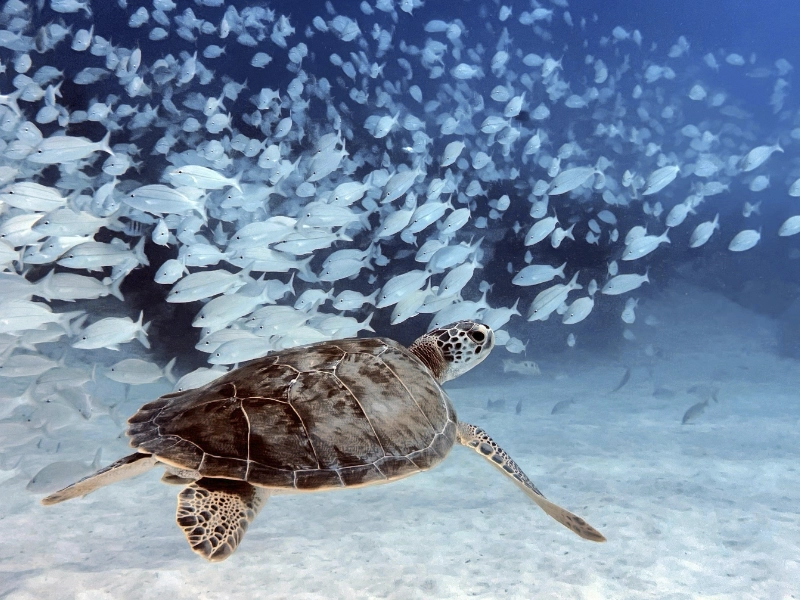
[[471, 331, 485, 342]]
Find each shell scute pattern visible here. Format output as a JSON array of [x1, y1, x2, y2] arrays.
[[125, 337, 455, 490]]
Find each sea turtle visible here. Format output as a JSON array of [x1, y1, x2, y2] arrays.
[[42, 320, 605, 561]]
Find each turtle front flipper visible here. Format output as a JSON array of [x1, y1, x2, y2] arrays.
[[176, 478, 270, 562], [456, 422, 606, 543]]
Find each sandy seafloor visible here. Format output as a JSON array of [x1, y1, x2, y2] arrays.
[[1, 282, 798, 600]]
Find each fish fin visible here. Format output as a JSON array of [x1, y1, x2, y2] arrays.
[[136, 323, 151, 349], [456, 422, 605, 542], [163, 357, 178, 384], [103, 276, 125, 302], [100, 130, 114, 156], [284, 272, 296, 298], [232, 169, 244, 192], [63, 311, 88, 337], [295, 255, 317, 283], [360, 312, 374, 332], [91, 448, 103, 470], [133, 237, 149, 266], [610, 366, 632, 393]]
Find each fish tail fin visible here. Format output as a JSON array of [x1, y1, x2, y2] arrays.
[[296, 256, 317, 283], [477, 289, 491, 310], [284, 272, 296, 297], [91, 447, 103, 470], [136, 311, 151, 349], [137, 329, 151, 349], [133, 237, 148, 266], [62, 311, 87, 337], [357, 210, 372, 231], [232, 169, 244, 192], [360, 311, 375, 333], [103, 276, 125, 302], [163, 357, 178, 384], [236, 260, 254, 283], [335, 226, 353, 243], [100, 130, 114, 155], [34, 268, 55, 301]]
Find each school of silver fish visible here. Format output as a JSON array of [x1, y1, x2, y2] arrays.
[[0, 0, 798, 481]]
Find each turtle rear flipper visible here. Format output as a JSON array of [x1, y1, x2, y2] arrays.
[[456, 422, 606, 543], [177, 478, 269, 562], [41, 452, 158, 505]]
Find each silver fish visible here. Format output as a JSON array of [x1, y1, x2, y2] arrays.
[[28, 131, 112, 164], [602, 271, 650, 296]]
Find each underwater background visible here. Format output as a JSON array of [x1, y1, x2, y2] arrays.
[[1, 0, 799, 598]]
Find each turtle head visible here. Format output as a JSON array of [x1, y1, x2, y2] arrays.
[[409, 321, 494, 383]]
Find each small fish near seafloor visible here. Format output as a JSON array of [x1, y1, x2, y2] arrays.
[[26, 448, 102, 494], [609, 367, 632, 393], [486, 398, 506, 412], [681, 387, 720, 424], [551, 398, 576, 414], [502, 359, 541, 375]]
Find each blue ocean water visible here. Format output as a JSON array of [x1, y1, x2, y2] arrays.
[[1, 0, 800, 597]]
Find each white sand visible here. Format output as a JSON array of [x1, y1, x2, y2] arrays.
[[2, 282, 799, 600]]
